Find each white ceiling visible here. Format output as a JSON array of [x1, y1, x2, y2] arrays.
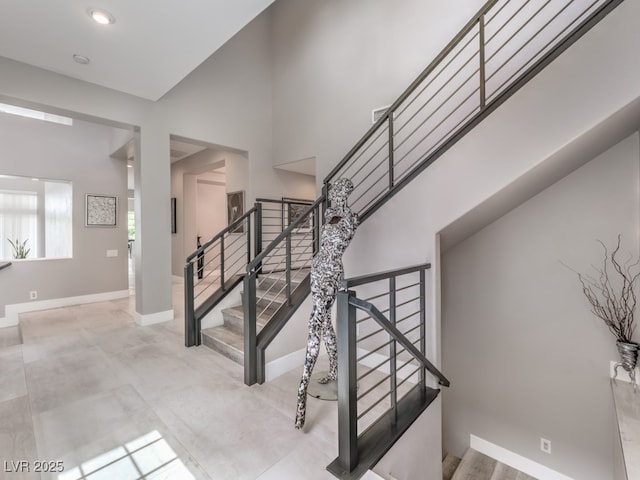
[[0, 0, 275, 101]]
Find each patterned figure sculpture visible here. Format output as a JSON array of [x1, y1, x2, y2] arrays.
[[295, 178, 359, 429]]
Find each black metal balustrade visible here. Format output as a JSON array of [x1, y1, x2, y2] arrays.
[[184, 198, 320, 355], [323, 0, 621, 222], [326, 263, 448, 479], [243, 197, 323, 385], [184, 206, 261, 347]]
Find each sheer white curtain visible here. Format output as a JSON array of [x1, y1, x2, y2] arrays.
[[45, 181, 72, 257], [0, 190, 37, 260]]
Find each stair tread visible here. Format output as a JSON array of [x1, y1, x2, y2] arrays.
[[201, 326, 244, 364], [443, 454, 461, 480], [450, 449, 536, 480], [256, 269, 310, 288], [222, 304, 280, 325], [202, 326, 243, 348], [491, 463, 537, 480], [451, 449, 496, 480]]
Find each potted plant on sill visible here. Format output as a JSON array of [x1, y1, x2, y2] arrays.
[[7, 238, 30, 259], [576, 235, 639, 388]]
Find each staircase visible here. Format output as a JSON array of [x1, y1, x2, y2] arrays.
[[444, 450, 536, 480], [201, 269, 308, 364], [183, 0, 626, 478]]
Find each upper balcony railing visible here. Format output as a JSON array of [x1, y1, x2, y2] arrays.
[[323, 0, 621, 221]]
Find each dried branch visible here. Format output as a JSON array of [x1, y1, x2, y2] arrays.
[[575, 235, 639, 343]]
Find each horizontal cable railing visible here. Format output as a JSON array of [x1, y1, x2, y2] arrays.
[[328, 263, 448, 477], [257, 198, 315, 273], [184, 205, 261, 347], [324, 0, 618, 222], [243, 196, 324, 385]]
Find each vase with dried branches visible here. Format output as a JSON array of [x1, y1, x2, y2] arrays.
[[576, 235, 640, 387]]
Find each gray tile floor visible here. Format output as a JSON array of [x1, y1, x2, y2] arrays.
[[0, 283, 340, 480]]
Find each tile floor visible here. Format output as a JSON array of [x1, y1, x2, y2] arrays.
[[0, 281, 341, 480]]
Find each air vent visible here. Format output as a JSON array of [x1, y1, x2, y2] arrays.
[[371, 105, 391, 124]]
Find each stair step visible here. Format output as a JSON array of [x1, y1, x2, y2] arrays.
[[443, 454, 461, 480], [451, 450, 496, 480], [256, 268, 310, 291], [221, 304, 278, 334], [241, 288, 288, 311], [201, 326, 244, 365], [450, 449, 536, 480], [490, 462, 536, 480], [201, 269, 311, 365]]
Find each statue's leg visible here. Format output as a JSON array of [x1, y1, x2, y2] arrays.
[[295, 306, 322, 429], [318, 319, 338, 384]]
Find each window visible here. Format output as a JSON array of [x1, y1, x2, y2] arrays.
[[0, 175, 72, 260], [0, 190, 37, 260]]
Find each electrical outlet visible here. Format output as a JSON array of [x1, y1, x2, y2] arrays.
[[541, 438, 551, 454], [106, 249, 118, 257], [29, 291, 37, 300]]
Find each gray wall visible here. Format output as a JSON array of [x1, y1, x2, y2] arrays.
[[0, 114, 128, 319], [270, 0, 487, 181], [170, 145, 316, 277], [441, 132, 640, 480]]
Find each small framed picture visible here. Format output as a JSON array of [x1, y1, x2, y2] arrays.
[[86, 194, 117, 227], [284, 198, 313, 231], [171, 197, 177, 234], [227, 190, 245, 233]]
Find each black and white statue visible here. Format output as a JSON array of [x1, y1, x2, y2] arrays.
[[295, 178, 359, 429]]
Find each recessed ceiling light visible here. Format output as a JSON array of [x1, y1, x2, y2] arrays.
[[88, 8, 115, 25], [73, 54, 90, 65]]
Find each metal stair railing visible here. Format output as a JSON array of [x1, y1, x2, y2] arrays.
[[239, 0, 622, 386], [243, 196, 324, 385], [184, 205, 262, 347], [327, 263, 448, 479], [323, 0, 622, 222]]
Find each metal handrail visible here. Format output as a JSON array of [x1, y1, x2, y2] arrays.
[[184, 203, 263, 347], [243, 198, 321, 384], [330, 262, 441, 476], [324, 0, 498, 182], [186, 206, 257, 263], [0, 261, 12, 271], [341, 263, 431, 289], [348, 296, 449, 387], [247, 195, 324, 273], [323, 0, 620, 226]]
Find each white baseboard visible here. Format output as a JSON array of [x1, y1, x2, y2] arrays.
[[470, 435, 574, 480], [265, 348, 306, 382], [135, 309, 174, 326], [0, 290, 130, 328]]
